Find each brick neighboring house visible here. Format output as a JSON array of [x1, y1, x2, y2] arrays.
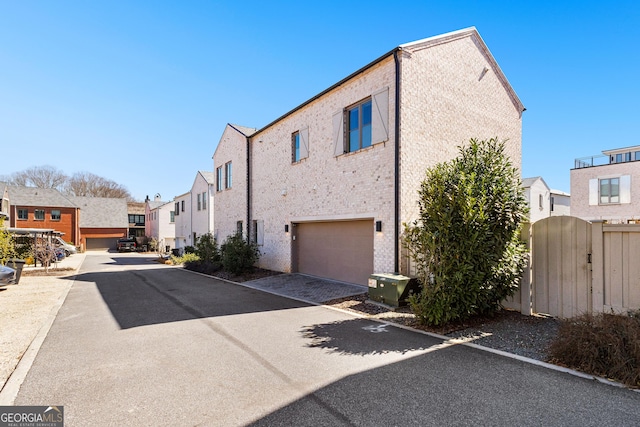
[[571, 145, 640, 223], [145, 195, 175, 252], [213, 27, 524, 285], [127, 202, 146, 239], [7, 185, 80, 244], [70, 196, 128, 250]]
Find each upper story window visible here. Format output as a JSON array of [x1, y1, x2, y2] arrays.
[[347, 99, 372, 152], [51, 210, 61, 221], [174, 202, 180, 216], [538, 194, 543, 210], [128, 214, 144, 225], [202, 192, 207, 210], [181, 200, 185, 212], [216, 166, 223, 192], [600, 178, 620, 204], [550, 196, 555, 212], [197, 193, 202, 211], [225, 162, 232, 189], [34, 209, 45, 220], [332, 87, 389, 157], [292, 131, 300, 162], [170, 211, 175, 223], [17, 209, 28, 220]]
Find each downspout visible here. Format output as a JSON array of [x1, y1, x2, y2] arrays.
[[393, 49, 401, 273], [246, 136, 251, 240]]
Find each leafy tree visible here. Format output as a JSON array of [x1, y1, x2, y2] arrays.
[[404, 138, 528, 326]]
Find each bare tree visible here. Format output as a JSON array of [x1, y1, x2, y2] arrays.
[[64, 172, 132, 200], [5, 165, 68, 189]]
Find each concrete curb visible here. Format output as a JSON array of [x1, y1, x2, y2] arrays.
[[180, 267, 640, 393]]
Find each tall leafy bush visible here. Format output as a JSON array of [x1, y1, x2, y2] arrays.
[[221, 232, 259, 275], [404, 138, 528, 325]]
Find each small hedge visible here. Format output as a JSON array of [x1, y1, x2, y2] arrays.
[[549, 311, 640, 388]]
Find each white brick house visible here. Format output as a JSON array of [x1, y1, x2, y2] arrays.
[[213, 27, 524, 285], [523, 177, 551, 223], [145, 196, 175, 252], [571, 145, 640, 223], [190, 171, 215, 242]]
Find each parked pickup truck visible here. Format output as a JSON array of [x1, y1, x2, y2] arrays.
[[117, 237, 137, 252]]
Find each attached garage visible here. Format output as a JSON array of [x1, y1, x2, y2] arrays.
[[85, 237, 116, 251], [292, 220, 374, 285]]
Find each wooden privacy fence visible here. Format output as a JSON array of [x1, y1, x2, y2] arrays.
[[504, 216, 640, 318]]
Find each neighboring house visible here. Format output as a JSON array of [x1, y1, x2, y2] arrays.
[[0, 182, 9, 220], [70, 196, 128, 250], [173, 191, 191, 252], [145, 195, 176, 252], [571, 145, 640, 223], [522, 177, 551, 223], [191, 171, 215, 243], [127, 202, 146, 238], [213, 27, 524, 285], [161, 171, 215, 254], [7, 186, 80, 244], [550, 189, 571, 217]]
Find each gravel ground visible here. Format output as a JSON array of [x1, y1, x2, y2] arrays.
[[325, 293, 560, 362], [0, 270, 75, 392]]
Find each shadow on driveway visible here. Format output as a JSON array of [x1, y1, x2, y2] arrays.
[[73, 268, 310, 329]]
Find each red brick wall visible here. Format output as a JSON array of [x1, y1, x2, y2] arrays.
[[10, 205, 80, 244]]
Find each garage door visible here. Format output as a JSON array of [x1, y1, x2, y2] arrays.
[[85, 238, 116, 251], [293, 220, 373, 285]]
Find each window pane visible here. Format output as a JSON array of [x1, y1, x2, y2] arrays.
[[616, 154, 622, 162], [349, 130, 359, 152], [362, 101, 372, 125], [635, 151, 640, 161], [349, 107, 359, 131], [611, 178, 619, 197], [600, 179, 609, 197], [362, 123, 372, 148]]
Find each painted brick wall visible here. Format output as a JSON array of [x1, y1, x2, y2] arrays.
[[250, 58, 397, 274], [571, 163, 640, 223], [213, 125, 249, 243]]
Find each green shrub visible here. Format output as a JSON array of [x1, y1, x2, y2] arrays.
[[0, 218, 17, 265], [404, 138, 528, 326], [549, 311, 640, 387], [171, 252, 200, 265], [184, 246, 195, 254], [220, 232, 259, 275], [195, 233, 220, 264]]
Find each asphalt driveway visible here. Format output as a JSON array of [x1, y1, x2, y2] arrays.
[[8, 253, 640, 426]]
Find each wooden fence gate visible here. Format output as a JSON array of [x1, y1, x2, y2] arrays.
[[530, 216, 592, 318]]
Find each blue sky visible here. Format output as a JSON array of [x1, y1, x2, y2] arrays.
[[1, 1, 638, 201]]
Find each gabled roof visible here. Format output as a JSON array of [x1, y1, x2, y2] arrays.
[[522, 176, 550, 190], [8, 186, 77, 208], [229, 124, 257, 137], [69, 196, 128, 228], [198, 171, 215, 185], [147, 200, 166, 211], [250, 27, 524, 138]]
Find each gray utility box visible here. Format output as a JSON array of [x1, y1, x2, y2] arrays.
[[368, 273, 421, 307]]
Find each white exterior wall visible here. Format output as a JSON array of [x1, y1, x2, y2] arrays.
[[191, 172, 214, 241], [524, 179, 551, 223], [571, 162, 640, 223], [550, 192, 571, 216], [157, 202, 175, 250], [213, 125, 248, 243], [174, 192, 192, 250], [250, 58, 396, 274]]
